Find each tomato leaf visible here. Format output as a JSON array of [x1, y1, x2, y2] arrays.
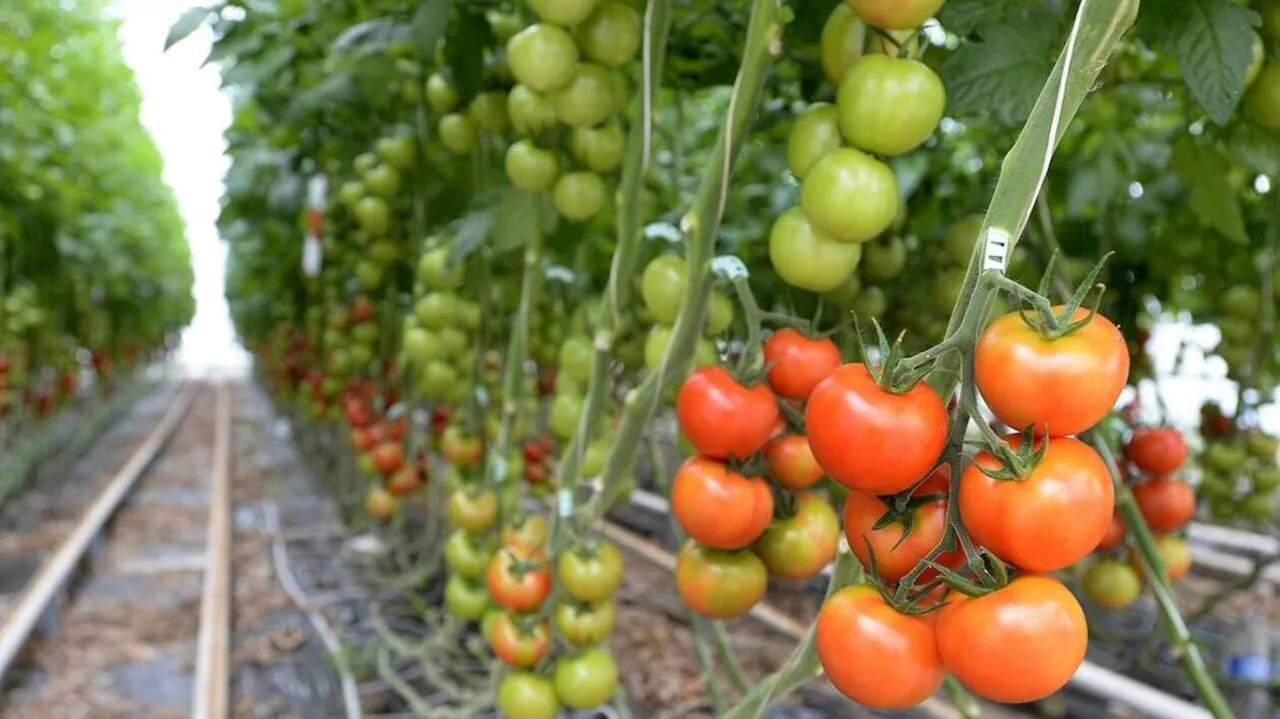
[[938, 5, 1063, 125], [443, 7, 492, 103], [1136, 0, 1256, 126], [165, 5, 214, 51], [412, 0, 454, 59], [491, 189, 540, 254], [1171, 135, 1247, 243], [936, 0, 1031, 36], [449, 188, 502, 265], [331, 18, 398, 56]]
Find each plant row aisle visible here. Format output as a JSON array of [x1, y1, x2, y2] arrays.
[[0, 0, 193, 496], [178, 0, 1280, 716]]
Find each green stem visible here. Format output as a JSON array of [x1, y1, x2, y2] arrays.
[[944, 676, 983, 719], [692, 616, 728, 715]]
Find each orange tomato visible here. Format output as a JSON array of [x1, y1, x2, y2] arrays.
[[671, 456, 773, 550], [762, 328, 842, 400], [487, 546, 552, 612], [843, 480, 961, 583], [764, 434, 825, 490]]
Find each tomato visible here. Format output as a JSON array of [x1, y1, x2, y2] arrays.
[[508, 84, 559, 136], [371, 441, 404, 475], [805, 363, 947, 494], [375, 134, 415, 171], [937, 576, 1086, 703], [444, 575, 491, 621], [353, 196, 389, 236], [554, 648, 618, 709], [387, 466, 423, 495], [550, 392, 584, 440], [349, 427, 376, 452], [551, 63, 616, 128], [861, 236, 906, 280], [820, 4, 867, 85], [1096, 511, 1125, 551], [753, 494, 839, 580], [800, 148, 899, 244], [575, 1, 641, 68], [441, 427, 483, 468], [507, 23, 580, 93], [1248, 431, 1280, 460], [945, 215, 983, 265], [553, 171, 606, 221], [1132, 534, 1192, 582], [960, 435, 1113, 572], [763, 328, 842, 400], [487, 546, 552, 613], [437, 113, 478, 155], [974, 307, 1129, 436], [787, 104, 844, 180], [844, 0, 944, 30], [844, 487, 959, 584], [498, 673, 559, 719], [444, 530, 494, 579], [645, 324, 717, 371], [675, 541, 768, 619], [1255, 465, 1280, 491], [425, 72, 459, 112], [1125, 426, 1187, 476], [498, 515, 546, 551], [640, 255, 688, 323], [419, 357, 460, 399], [1249, 62, 1280, 128], [489, 612, 550, 668], [506, 139, 561, 192], [765, 434, 824, 490], [1133, 477, 1195, 533], [528, 0, 598, 24], [558, 542, 624, 602], [1204, 442, 1248, 473], [837, 55, 944, 156], [447, 488, 498, 533], [363, 163, 401, 198], [816, 585, 945, 709], [677, 367, 779, 460], [705, 292, 734, 336], [853, 285, 887, 318], [569, 123, 625, 173], [554, 599, 616, 647], [672, 456, 774, 550], [366, 486, 399, 520], [1082, 559, 1142, 611], [769, 207, 863, 292]]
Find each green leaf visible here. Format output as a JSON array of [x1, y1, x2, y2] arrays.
[[1227, 121, 1280, 177], [938, 5, 1063, 125], [491, 189, 540, 253], [331, 18, 397, 55], [1171, 135, 1247, 243], [937, 0, 1032, 36], [413, 0, 455, 57], [449, 193, 499, 265], [444, 8, 494, 103], [1137, 0, 1256, 126], [165, 6, 213, 51]]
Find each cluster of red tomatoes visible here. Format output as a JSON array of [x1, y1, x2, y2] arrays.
[[1082, 427, 1195, 611], [344, 388, 423, 519]]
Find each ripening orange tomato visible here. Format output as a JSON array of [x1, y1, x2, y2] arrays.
[[671, 457, 773, 550]]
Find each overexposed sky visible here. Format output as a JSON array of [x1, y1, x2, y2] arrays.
[[111, 0, 248, 376]]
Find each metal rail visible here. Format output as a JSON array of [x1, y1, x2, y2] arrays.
[[0, 382, 199, 684], [193, 381, 234, 719]]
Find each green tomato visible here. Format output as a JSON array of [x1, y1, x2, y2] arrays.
[[354, 259, 384, 289], [787, 103, 843, 180], [456, 301, 481, 331], [1082, 559, 1142, 611], [559, 334, 595, 384], [569, 122, 625, 173], [376, 134, 416, 171], [353, 196, 389, 236], [350, 322, 379, 345], [508, 85, 559, 136], [861, 236, 906, 280], [1205, 442, 1248, 473], [575, 1, 641, 68], [1253, 465, 1280, 491], [558, 542, 624, 602], [403, 327, 442, 364], [415, 292, 458, 330], [368, 240, 398, 265], [444, 530, 494, 579], [1210, 495, 1238, 521], [1243, 493, 1274, 522], [823, 273, 862, 308], [337, 181, 365, 207], [769, 207, 862, 292], [363, 164, 401, 198], [438, 113, 478, 155], [550, 392, 585, 440], [529, 0, 600, 25], [705, 292, 734, 336], [354, 152, 377, 175], [1247, 31, 1266, 89], [931, 269, 965, 315], [425, 72, 460, 112], [417, 246, 464, 289], [820, 4, 867, 85], [505, 140, 561, 192], [418, 360, 459, 399], [438, 326, 469, 358], [581, 440, 610, 477], [837, 55, 945, 156], [1222, 284, 1261, 319], [800, 148, 899, 243], [853, 285, 887, 319], [553, 171, 607, 221], [507, 23, 580, 93], [553, 599, 616, 647], [554, 648, 618, 710], [498, 673, 560, 719], [552, 63, 618, 128], [644, 324, 716, 371], [444, 575, 490, 621], [1247, 62, 1280, 129], [469, 90, 509, 134], [640, 254, 688, 323], [945, 215, 984, 265]]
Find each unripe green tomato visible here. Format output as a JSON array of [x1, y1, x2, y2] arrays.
[[1243, 493, 1274, 522], [507, 24, 580, 92], [705, 292, 734, 336], [363, 164, 401, 198], [468, 91, 509, 134], [800, 148, 899, 243], [529, 0, 600, 25], [354, 152, 378, 175], [347, 342, 374, 370], [576, 1, 642, 68], [1247, 31, 1266, 89], [508, 85, 559, 136], [403, 327, 443, 364], [945, 215, 983, 265], [853, 285, 887, 319], [552, 63, 618, 128], [505, 140, 561, 192], [376, 134, 416, 170], [787, 104, 843, 180], [353, 196, 389, 236], [438, 327, 469, 358], [823, 273, 862, 307], [368, 240, 398, 265], [417, 246, 464, 289], [1222, 284, 1261, 319], [640, 254, 688, 323], [644, 324, 717, 371], [426, 72, 460, 112], [559, 334, 595, 384], [553, 172, 607, 221], [456, 301, 481, 331], [861, 236, 906, 280], [415, 292, 458, 330], [581, 439, 610, 477], [769, 207, 863, 292], [337, 181, 365, 207], [355, 259, 384, 288], [486, 10, 523, 42], [351, 322, 380, 345], [438, 113, 478, 154], [569, 123, 625, 173], [837, 55, 945, 156], [1246, 62, 1280, 129], [820, 4, 866, 86]]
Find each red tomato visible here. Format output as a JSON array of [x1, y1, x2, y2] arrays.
[[805, 363, 948, 494], [1125, 427, 1188, 476], [676, 367, 780, 460], [345, 397, 374, 428], [762, 329, 842, 400], [1133, 477, 1196, 532], [671, 457, 773, 550], [371, 441, 405, 476], [1096, 511, 1126, 551], [489, 613, 550, 669], [387, 466, 423, 496], [936, 576, 1087, 704], [843, 471, 961, 583], [674, 541, 768, 619], [974, 307, 1129, 437], [487, 546, 552, 612], [764, 434, 825, 490], [960, 436, 1113, 572], [816, 586, 945, 709]]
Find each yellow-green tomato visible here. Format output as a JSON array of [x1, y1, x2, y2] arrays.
[[425, 72, 459, 112], [801, 148, 899, 243], [498, 672, 560, 719], [438, 113, 478, 154], [553, 172, 607, 221], [505, 140, 561, 192], [837, 55, 945, 156], [552, 63, 618, 128], [554, 648, 619, 710], [705, 292, 734, 336], [570, 123, 625, 173], [820, 4, 867, 85], [640, 254, 687, 323], [469, 90, 508, 133], [508, 85, 559, 136], [769, 207, 863, 292], [576, 1, 642, 68], [529, 0, 600, 25], [1247, 62, 1280, 129], [787, 103, 844, 180], [507, 23, 580, 92], [645, 324, 717, 371]]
